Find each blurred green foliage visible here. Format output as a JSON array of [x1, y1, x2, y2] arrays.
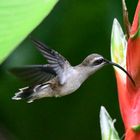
[[0, 0, 58, 64], [0, 0, 138, 140]]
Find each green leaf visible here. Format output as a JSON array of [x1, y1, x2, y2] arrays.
[[132, 124, 140, 132], [100, 106, 120, 140], [0, 0, 58, 64]]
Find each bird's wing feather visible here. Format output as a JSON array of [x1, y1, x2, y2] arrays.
[[31, 39, 71, 85], [10, 65, 56, 85]]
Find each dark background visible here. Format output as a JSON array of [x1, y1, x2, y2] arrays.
[[0, 0, 138, 140]]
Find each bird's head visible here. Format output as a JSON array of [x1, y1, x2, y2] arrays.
[[82, 53, 135, 85], [82, 54, 106, 70]]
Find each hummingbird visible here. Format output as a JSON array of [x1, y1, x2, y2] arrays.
[[11, 39, 135, 103]]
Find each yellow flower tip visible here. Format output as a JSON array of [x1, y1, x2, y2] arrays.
[[111, 18, 127, 79]]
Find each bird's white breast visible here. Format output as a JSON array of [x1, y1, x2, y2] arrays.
[[59, 68, 82, 96]]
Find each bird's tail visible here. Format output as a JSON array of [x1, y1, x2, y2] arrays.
[[12, 83, 52, 103], [12, 86, 35, 103]]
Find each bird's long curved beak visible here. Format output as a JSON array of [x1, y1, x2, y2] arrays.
[[103, 59, 135, 86]]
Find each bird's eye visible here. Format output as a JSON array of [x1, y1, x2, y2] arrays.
[[92, 58, 104, 66]]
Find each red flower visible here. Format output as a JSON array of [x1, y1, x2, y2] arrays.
[[111, 1, 140, 139]]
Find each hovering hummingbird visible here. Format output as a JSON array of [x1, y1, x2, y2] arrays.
[[11, 39, 135, 103]]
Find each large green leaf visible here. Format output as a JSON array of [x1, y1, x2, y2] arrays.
[[0, 0, 58, 64]]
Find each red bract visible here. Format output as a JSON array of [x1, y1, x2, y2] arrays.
[[111, 1, 140, 139], [125, 1, 140, 139]]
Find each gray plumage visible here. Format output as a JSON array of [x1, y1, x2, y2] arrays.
[[11, 39, 134, 103]]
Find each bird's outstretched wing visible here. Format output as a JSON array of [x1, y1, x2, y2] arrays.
[[10, 65, 56, 85], [31, 39, 71, 85]]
